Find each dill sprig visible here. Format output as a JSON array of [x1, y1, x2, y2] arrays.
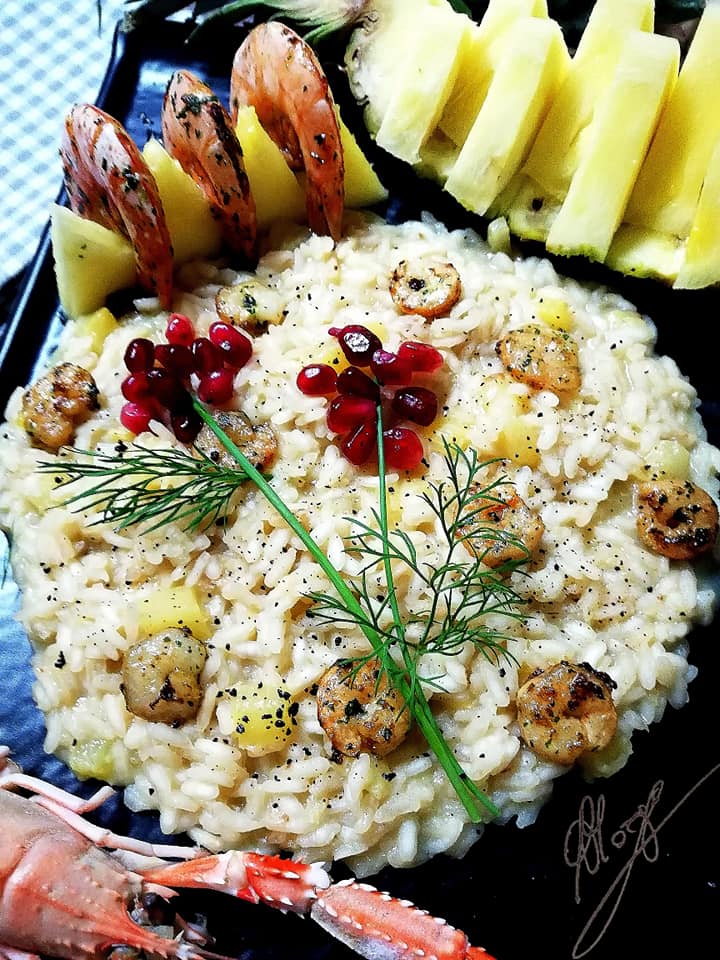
[[37, 444, 253, 533], [42, 398, 531, 822]]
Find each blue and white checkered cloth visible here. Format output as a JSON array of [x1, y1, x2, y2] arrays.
[[0, 0, 126, 288]]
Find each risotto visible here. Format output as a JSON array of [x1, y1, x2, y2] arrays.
[[1, 212, 718, 876]]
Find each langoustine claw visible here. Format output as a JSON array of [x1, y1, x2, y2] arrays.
[[230, 21, 345, 241], [60, 104, 174, 309], [0, 747, 497, 960], [162, 70, 257, 262]]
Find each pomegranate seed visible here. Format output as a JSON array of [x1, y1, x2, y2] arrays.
[[391, 386, 438, 426], [124, 338, 155, 373], [191, 337, 224, 374], [171, 408, 202, 444], [197, 368, 235, 404], [397, 341, 443, 373], [209, 322, 253, 369], [341, 421, 377, 466], [166, 313, 195, 346], [155, 343, 194, 378], [121, 372, 152, 403], [336, 367, 380, 401], [334, 325, 383, 367], [297, 363, 338, 396], [326, 395, 377, 434], [370, 349, 413, 385], [382, 427, 424, 471], [120, 401, 154, 434], [147, 368, 186, 407]]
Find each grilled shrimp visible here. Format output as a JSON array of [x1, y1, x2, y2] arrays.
[[162, 70, 257, 261], [230, 21, 344, 241], [195, 410, 278, 470], [457, 481, 544, 568], [496, 324, 580, 399], [21, 362, 99, 451], [122, 628, 208, 725], [635, 478, 719, 560], [316, 657, 411, 758], [389, 258, 462, 319], [60, 104, 173, 308], [516, 661, 618, 765], [0, 747, 496, 960]]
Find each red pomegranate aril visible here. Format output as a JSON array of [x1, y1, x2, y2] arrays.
[[192, 337, 224, 374], [121, 372, 152, 403], [370, 349, 413, 385], [391, 386, 438, 426], [208, 321, 253, 369], [335, 325, 383, 366], [124, 338, 155, 373], [147, 368, 186, 407], [166, 313, 195, 346], [120, 401, 154, 435], [171, 408, 202, 444], [382, 427, 424, 471], [296, 363, 338, 396], [155, 343, 194, 378], [397, 340, 443, 374], [341, 420, 377, 466], [336, 366, 380, 401], [326, 395, 376, 434], [197, 368, 235, 404]]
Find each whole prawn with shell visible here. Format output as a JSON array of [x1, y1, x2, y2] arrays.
[[59, 21, 345, 308], [0, 746, 496, 960]]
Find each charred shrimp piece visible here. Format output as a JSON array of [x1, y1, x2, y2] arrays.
[[516, 660, 618, 765], [195, 410, 278, 470], [21, 362, 99, 451], [496, 324, 580, 399], [0, 747, 497, 960], [457, 482, 544, 569], [230, 21, 344, 241], [635, 478, 719, 560], [122, 628, 207, 725], [316, 657, 411, 759], [215, 278, 286, 335], [389, 258, 462, 319]]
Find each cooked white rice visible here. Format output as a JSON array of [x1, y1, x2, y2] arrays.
[[1, 212, 718, 876]]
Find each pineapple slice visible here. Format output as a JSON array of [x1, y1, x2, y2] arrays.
[[142, 138, 223, 264], [605, 224, 685, 282], [444, 17, 569, 216], [50, 204, 136, 319], [136, 584, 212, 640], [502, 0, 655, 242], [623, 5, 720, 240], [674, 140, 720, 290], [373, 3, 472, 164], [234, 105, 306, 228], [546, 30, 679, 263], [338, 111, 388, 208], [72, 307, 119, 354]]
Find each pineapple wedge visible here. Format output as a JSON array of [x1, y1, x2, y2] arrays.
[[143, 138, 222, 263], [503, 0, 655, 242], [546, 30, 679, 263], [50, 204, 136, 319], [674, 140, 720, 290], [622, 5, 720, 240], [338, 112, 388, 208], [604, 224, 685, 282], [444, 17, 569, 216]]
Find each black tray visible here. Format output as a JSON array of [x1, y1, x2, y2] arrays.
[[1, 17, 719, 960]]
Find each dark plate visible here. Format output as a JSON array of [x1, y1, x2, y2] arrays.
[[1, 17, 719, 960]]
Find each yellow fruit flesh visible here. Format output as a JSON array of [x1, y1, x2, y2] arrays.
[[50, 204, 137, 319], [226, 682, 296, 753], [674, 140, 720, 290], [546, 30, 679, 262], [234, 105, 306, 228], [605, 224, 685, 282], [142, 138, 222, 264], [71, 307, 119, 354], [136, 585, 212, 640], [445, 18, 569, 216], [338, 112, 388, 208], [624, 6, 720, 239]]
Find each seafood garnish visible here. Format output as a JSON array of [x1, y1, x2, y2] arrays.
[[0, 747, 496, 960]]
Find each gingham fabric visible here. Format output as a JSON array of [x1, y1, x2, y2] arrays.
[[0, 0, 126, 288]]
